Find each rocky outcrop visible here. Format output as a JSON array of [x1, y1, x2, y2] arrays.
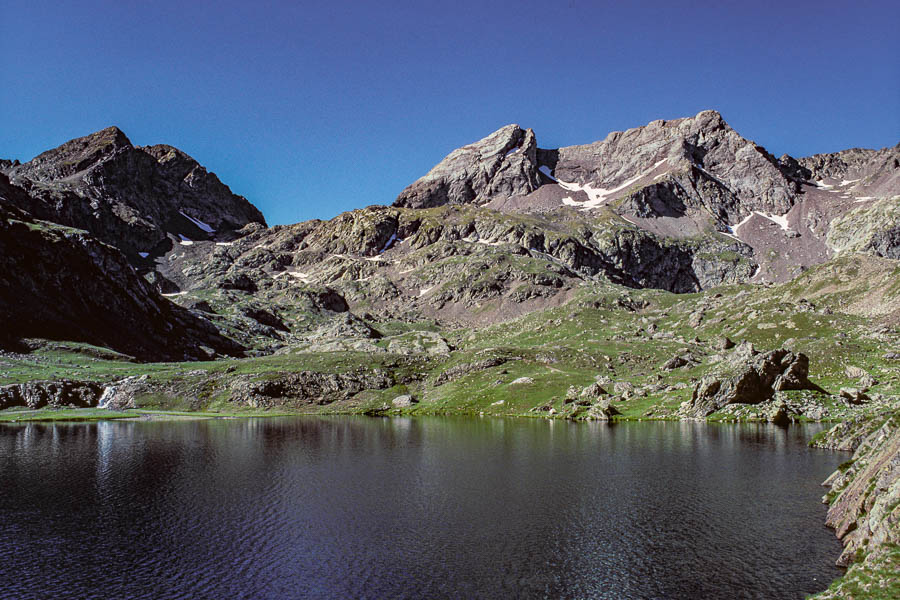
[[815, 409, 900, 573], [394, 125, 541, 209], [229, 370, 394, 407], [0, 127, 266, 258], [684, 345, 812, 417], [827, 197, 900, 259], [433, 357, 509, 386], [0, 379, 103, 409]]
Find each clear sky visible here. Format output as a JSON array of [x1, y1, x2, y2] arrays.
[[2, 0, 898, 225]]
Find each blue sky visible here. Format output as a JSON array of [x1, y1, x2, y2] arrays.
[[2, 0, 898, 225]]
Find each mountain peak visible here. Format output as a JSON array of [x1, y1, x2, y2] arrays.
[[394, 124, 540, 209], [15, 125, 133, 182]]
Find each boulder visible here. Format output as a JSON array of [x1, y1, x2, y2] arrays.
[[587, 399, 621, 421], [613, 381, 634, 395], [715, 337, 736, 350], [580, 382, 609, 398], [686, 347, 812, 417], [839, 388, 870, 405], [391, 395, 416, 408], [844, 365, 878, 389], [662, 355, 690, 370]]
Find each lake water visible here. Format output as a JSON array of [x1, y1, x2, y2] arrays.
[[0, 417, 844, 599]]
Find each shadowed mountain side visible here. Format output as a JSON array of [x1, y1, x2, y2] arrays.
[[0, 180, 244, 361]]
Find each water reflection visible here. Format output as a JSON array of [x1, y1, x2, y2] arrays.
[[0, 418, 843, 600]]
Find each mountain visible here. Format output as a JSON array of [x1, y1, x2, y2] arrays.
[[1, 113, 897, 358], [0, 126, 266, 259]]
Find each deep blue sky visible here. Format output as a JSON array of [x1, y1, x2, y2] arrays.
[[2, 0, 898, 225]]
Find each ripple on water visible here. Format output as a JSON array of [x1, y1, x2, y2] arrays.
[[0, 418, 844, 600]]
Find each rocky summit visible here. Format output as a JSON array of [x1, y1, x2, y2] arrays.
[[1, 112, 899, 592], [0, 126, 265, 259]]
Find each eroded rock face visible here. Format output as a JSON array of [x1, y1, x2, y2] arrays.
[[685, 347, 811, 417], [396, 111, 804, 224], [394, 125, 542, 209], [0, 127, 266, 258]]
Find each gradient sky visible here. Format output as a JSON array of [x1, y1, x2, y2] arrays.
[[2, 0, 898, 225]]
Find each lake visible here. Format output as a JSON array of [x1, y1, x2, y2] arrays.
[[0, 417, 844, 599]]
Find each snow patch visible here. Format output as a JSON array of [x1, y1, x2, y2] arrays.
[[274, 271, 311, 283], [555, 159, 668, 210], [419, 286, 434, 297], [814, 180, 834, 189], [179, 210, 216, 233], [161, 292, 186, 297], [855, 196, 876, 203], [138, 252, 149, 258], [755, 211, 790, 231], [733, 211, 792, 233], [178, 234, 194, 246], [538, 165, 558, 182], [364, 255, 385, 262], [379, 233, 398, 254], [839, 178, 860, 186], [216, 242, 233, 246], [505, 146, 520, 157]]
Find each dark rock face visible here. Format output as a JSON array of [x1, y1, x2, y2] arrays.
[[687, 348, 812, 417], [0, 127, 266, 258], [0, 197, 243, 360], [394, 125, 542, 209], [0, 379, 104, 410]]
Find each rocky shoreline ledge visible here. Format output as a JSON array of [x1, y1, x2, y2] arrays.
[[810, 406, 900, 599]]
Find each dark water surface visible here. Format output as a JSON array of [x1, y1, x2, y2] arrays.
[[0, 417, 844, 599]]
